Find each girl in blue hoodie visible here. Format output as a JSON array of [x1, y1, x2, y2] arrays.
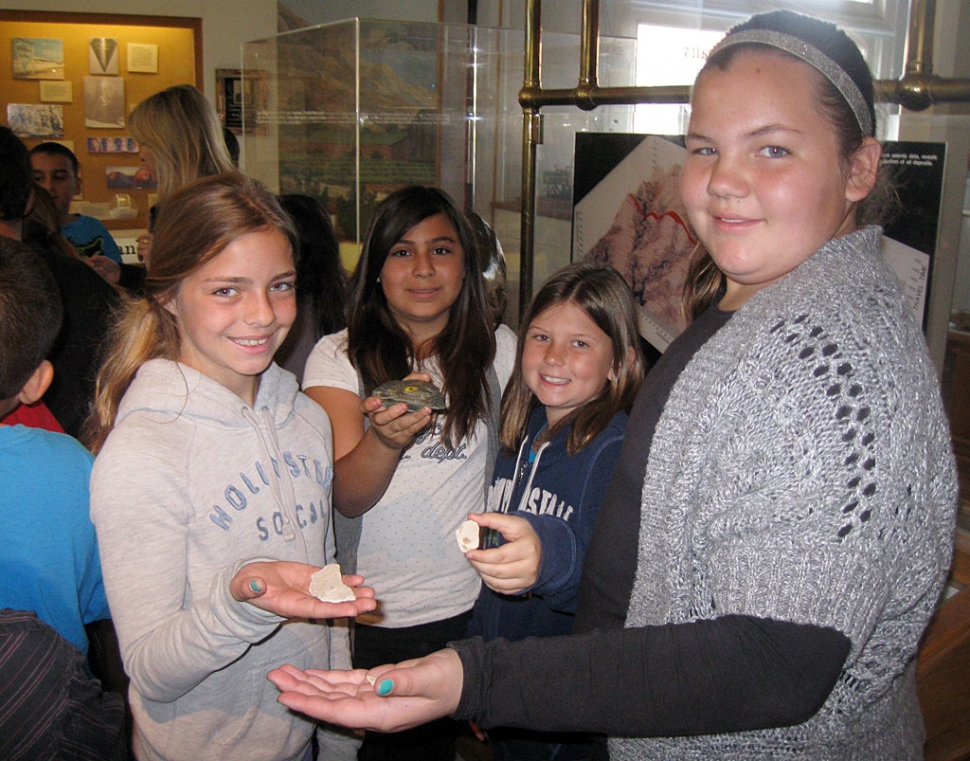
[[464, 261, 644, 760]]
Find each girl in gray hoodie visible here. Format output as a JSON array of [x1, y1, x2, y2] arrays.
[[87, 173, 376, 761]]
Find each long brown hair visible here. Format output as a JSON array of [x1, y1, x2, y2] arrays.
[[501, 262, 644, 455], [346, 185, 494, 450], [85, 173, 296, 452]]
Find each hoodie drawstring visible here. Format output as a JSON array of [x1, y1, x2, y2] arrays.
[[241, 406, 305, 551]]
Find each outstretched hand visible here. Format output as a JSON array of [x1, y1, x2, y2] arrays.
[[361, 372, 434, 451], [268, 647, 464, 732], [465, 512, 542, 595], [231, 561, 376, 620]]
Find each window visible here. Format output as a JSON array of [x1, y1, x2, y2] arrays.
[[633, 25, 722, 134], [628, 0, 906, 138]]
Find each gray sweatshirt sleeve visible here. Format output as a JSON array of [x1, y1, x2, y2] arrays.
[[90, 423, 284, 704]]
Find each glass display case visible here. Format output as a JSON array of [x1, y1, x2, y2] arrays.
[[241, 17, 636, 322]]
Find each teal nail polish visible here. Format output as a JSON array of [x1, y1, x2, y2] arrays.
[[250, 579, 262, 593], [377, 679, 393, 696]]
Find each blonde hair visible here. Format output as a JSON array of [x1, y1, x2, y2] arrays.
[[500, 262, 644, 455], [129, 85, 234, 202], [85, 173, 296, 453]]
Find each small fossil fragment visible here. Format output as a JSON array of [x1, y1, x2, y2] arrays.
[[308, 564, 356, 603], [371, 380, 446, 412], [455, 519, 480, 552]]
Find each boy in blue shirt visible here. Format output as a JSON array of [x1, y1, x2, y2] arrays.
[[0, 235, 111, 659], [30, 141, 122, 264]]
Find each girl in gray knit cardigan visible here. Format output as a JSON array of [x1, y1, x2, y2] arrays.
[[269, 11, 958, 759]]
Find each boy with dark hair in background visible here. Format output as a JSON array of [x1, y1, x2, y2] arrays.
[[0, 127, 119, 437], [30, 141, 123, 263], [30, 141, 121, 269]]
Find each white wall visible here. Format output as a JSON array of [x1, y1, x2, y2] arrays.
[[282, 0, 438, 25], [0, 0, 278, 104]]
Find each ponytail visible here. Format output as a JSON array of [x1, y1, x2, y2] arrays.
[[85, 295, 181, 453]]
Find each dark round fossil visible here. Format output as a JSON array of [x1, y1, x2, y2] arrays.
[[371, 380, 447, 412]]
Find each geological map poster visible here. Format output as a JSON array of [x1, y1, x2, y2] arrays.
[[572, 134, 945, 353]]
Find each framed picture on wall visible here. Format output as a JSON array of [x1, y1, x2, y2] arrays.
[[216, 68, 266, 134], [84, 76, 125, 128], [572, 133, 695, 353], [7, 103, 64, 138], [89, 37, 119, 75], [11, 37, 64, 79]]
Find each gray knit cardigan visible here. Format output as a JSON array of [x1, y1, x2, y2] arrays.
[[615, 226, 957, 760]]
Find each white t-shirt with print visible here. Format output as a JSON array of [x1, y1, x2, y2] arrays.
[[303, 325, 516, 627]]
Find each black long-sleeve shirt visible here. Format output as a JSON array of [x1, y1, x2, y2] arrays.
[[451, 306, 851, 737]]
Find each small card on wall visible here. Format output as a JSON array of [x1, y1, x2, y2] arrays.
[[89, 37, 120, 75], [106, 165, 156, 190], [40, 80, 73, 103], [127, 43, 158, 74], [88, 136, 139, 154]]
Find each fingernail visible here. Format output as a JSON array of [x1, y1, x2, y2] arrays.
[[250, 579, 263, 594], [377, 679, 394, 696]]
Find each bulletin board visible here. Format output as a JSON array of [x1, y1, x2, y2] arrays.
[[0, 11, 202, 230]]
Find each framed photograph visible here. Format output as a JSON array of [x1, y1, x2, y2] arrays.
[[87, 136, 140, 154], [12, 38, 64, 80], [6, 104, 64, 138], [106, 165, 156, 190], [89, 38, 120, 75], [40, 81, 73, 103], [84, 77, 125, 128], [216, 68, 266, 134], [127, 43, 158, 74]]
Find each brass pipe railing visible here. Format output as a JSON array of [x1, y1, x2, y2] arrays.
[[516, 0, 970, 318]]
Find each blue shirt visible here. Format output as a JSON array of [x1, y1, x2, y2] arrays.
[[62, 214, 122, 262], [0, 425, 109, 656], [468, 406, 627, 642]]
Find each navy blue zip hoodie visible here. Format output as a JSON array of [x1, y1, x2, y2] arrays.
[[467, 406, 627, 642]]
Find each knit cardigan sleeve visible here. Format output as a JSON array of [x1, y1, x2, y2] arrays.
[[628, 246, 955, 657], [619, 228, 957, 756]]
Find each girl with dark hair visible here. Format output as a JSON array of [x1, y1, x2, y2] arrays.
[[302, 185, 516, 760], [87, 172, 375, 761], [271, 12, 956, 759]]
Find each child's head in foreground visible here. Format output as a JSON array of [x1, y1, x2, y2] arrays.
[[0, 236, 63, 419]]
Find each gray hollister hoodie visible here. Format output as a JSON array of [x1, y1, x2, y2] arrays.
[[91, 359, 354, 761]]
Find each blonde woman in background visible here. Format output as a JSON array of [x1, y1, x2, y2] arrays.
[[91, 85, 235, 290]]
